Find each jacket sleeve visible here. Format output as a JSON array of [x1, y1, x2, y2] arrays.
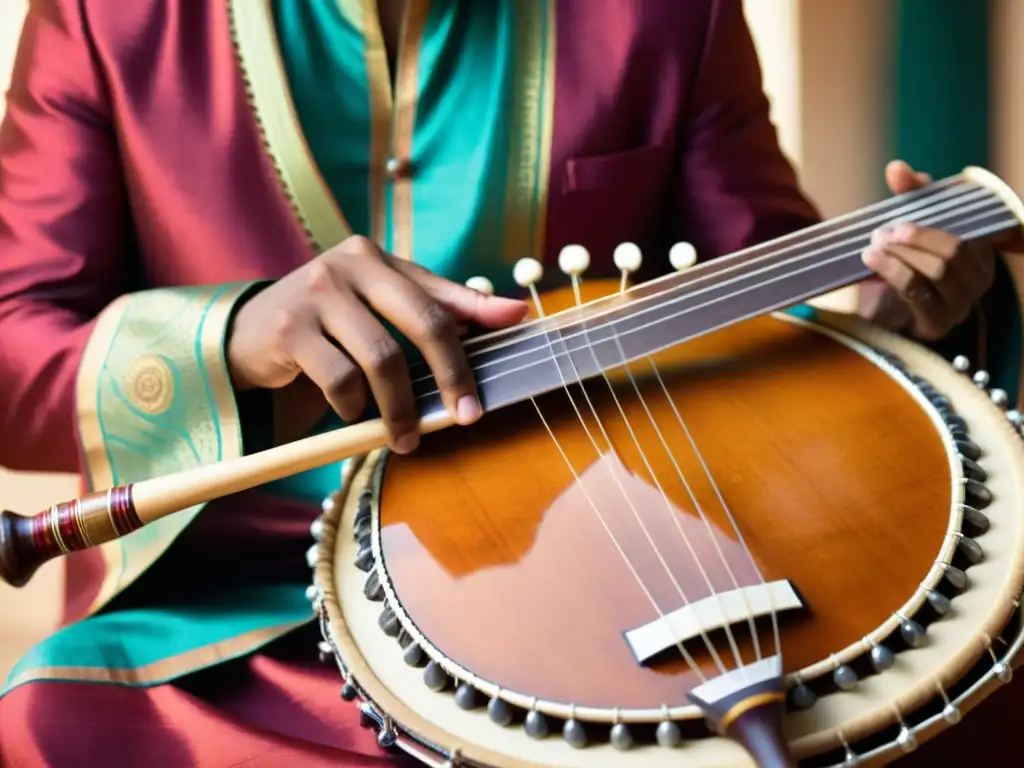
[[0, 1, 254, 486], [674, 0, 822, 256]]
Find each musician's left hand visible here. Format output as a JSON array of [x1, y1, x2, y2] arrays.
[[860, 160, 996, 341]]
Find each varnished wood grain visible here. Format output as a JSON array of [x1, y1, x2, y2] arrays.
[[377, 282, 951, 711]]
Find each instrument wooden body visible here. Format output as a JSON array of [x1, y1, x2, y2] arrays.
[[313, 286, 1024, 767]]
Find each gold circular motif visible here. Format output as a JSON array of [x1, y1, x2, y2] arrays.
[[124, 354, 175, 415]]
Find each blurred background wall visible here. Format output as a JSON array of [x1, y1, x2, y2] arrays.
[[0, 0, 1022, 671]]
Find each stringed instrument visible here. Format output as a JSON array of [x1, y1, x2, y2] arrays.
[[4, 167, 1024, 767]]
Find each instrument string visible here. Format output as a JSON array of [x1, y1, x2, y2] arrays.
[[413, 203, 1015, 402], [514, 266, 719, 680], [465, 186, 996, 375], [557, 247, 754, 671], [525, 397, 710, 683], [410, 177, 977, 374]]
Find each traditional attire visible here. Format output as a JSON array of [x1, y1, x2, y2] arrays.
[[0, 0, 1019, 765]]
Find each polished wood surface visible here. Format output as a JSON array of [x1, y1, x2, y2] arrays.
[[377, 281, 952, 711]]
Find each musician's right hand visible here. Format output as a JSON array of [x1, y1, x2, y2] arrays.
[[227, 236, 529, 453]]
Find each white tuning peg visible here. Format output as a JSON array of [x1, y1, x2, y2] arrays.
[[613, 242, 643, 294], [513, 257, 547, 316], [558, 244, 591, 277], [613, 242, 643, 274], [465, 276, 494, 296], [669, 242, 698, 272], [513, 257, 544, 288]]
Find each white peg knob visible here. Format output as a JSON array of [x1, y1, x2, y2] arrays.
[[465, 276, 494, 296], [558, 245, 591, 277], [513, 257, 544, 288], [669, 242, 698, 272], [613, 242, 643, 274]]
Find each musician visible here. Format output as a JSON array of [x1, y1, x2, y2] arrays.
[[0, 0, 1017, 765]]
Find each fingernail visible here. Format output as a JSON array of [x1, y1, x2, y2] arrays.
[[871, 227, 891, 246], [394, 432, 420, 454], [456, 394, 482, 425], [862, 247, 883, 269]]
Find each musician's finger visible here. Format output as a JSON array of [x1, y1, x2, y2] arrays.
[[318, 292, 421, 454], [861, 246, 921, 297], [390, 257, 529, 328], [291, 333, 367, 423], [353, 262, 482, 427], [885, 160, 932, 195]]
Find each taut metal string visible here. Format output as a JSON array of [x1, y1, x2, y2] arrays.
[[506, 259, 716, 681], [555, 245, 754, 670]]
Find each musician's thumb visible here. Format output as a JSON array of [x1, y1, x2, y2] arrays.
[[886, 159, 931, 195]]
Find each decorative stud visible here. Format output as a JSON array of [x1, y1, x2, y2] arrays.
[[305, 545, 319, 569], [513, 258, 544, 289], [991, 388, 1010, 409], [833, 664, 858, 690], [377, 727, 397, 749], [610, 722, 634, 751], [952, 355, 971, 373], [341, 682, 358, 701], [454, 682, 479, 710], [669, 242, 698, 271], [844, 747, 861, 766], [927, 590, 952, 616], [305, 584, 320, 603], [956, 438, 982, 461], [973, 370, 991, 388], [562, 716, 587, 749], [402, 642, 424, 667], [487, 695, 514, 727], [317, 640, 332, 661], [943, 564, 969, 591], [942, 701, 962, 724], [310, 517, 324, 541], [363, 570, 384, 601], [524, 709, 549, 739], [957, 535, 984, 565], [870, 643, 895, 672], [1006, 409, 1023, 428], [896, 725, 917, 752], [789, 682, 816, 709], [558, 244, 591, 277], [378, 606, 399, 636], [966, 479, 993, 508], [423, 661, 449, 692], [961, 457, 987, 483], [995, 661, 1013, 683], [898, 617, 926, 648], [962, 504, 991, 535], [321, 496, 336, 513], [354, 545, 374, 572], [465, 276, 495, 296], [656, 718, 683, 748]]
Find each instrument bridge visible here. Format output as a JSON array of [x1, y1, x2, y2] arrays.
[[623, 579, 806, 664]]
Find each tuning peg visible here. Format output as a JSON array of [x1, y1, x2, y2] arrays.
[[465, 276, 495, 296], [613, 242, 643, 294], [952, 355, 971, 374], [513, 258, 544, 289], [558, 245, 590, 277], [669, 242, 698, 272]]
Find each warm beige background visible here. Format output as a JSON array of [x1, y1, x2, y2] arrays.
[[0, 0, 1022, 678]]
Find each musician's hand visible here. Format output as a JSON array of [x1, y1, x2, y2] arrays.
[[860, 160, 996, 341], [227, 236, 528, 453]]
